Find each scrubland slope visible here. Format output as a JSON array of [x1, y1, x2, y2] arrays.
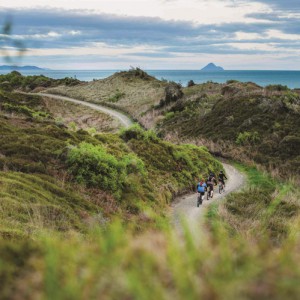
[[0, 88, 221, 237], [1, 71, 300, 299]]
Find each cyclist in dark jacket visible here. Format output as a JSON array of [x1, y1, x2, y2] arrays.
[[206, 174, 217, 198], [218, 170, 227, 187]]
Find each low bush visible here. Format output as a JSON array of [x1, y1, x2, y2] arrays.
[[67, 142, 147, 199], [0, 72, 81, 91], [164, 111, 175, 121], [108, 91, 125, 103], [120, 124, 158, 142], [187, 80, 195, 87], [236, 131, 260, 145], [266, 84, 289, 91]]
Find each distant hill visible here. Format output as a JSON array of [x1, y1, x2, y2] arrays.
[[201, 63, 224, 71], [159, 80, 300, 176], [0, 65, 46, 71]]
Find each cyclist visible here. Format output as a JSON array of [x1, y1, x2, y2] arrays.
[[206, 173, 216, 198], [208, 170, 216, 180], [218, 170, 227, 188], [197, 178, 207, 204]]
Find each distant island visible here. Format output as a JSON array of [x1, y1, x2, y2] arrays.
[[0, 65, 47, 71], [201, 63, 224, 71]]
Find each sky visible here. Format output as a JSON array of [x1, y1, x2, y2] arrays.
[[0, 0, 300, 70]]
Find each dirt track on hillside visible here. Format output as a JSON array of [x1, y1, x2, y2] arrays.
[[172, 163, 245, 231], [35, 93, 133, 128], [23, 92, 245, 232]]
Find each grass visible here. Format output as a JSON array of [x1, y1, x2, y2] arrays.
[[46, 69, 167, 126], [0, 89, 222, 235], [0, 172, 100, 236], [1, 74, 300, 299], [1, 195, 300, 299], [213, 163, 300, 244], [42, 96, 121, 132], [0, 71, 81, 91]]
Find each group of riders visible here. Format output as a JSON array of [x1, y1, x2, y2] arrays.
[[196, 170, 227, 205]]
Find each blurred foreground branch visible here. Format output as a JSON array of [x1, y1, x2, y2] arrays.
[[0, 20, 26, 65]]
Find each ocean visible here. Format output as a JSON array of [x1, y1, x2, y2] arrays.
[[1, 69, 300, 89]]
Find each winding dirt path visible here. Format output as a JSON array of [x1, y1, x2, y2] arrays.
[[172, 163, 245, 231], [22, 91, 245, 231], [32, 92, 133, 128]]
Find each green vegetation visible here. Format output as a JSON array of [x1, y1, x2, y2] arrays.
[[266, 84, 289, 92], [236, 131, 260, 145], [108, 91, 125, 103], [1, 166, 300, 299], [0, 71, 81, 91], [0, 172, 99, 236], [1, 71, 300, 299], [46, 68, 168, 127], [0, 89, 221, 236], [159, 80, 300, 176], [67, 142, 147, 199], [164, 111, 175, 121], [216, 164, 299, 243]]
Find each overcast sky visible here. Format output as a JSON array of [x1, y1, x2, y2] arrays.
[[0, 0, 299, 69]]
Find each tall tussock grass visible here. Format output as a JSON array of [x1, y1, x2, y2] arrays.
[[1, 208, 300, 299], [217, 164, 300, 244], [0, 165, 299, 299]]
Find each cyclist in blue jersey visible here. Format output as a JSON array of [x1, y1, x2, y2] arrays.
[[197, 178, 207, 205]]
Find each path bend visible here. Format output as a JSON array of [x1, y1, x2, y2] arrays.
[[29, 92, 133, 128], [20, 91, 245, 231], [172, 163, 245, 230]]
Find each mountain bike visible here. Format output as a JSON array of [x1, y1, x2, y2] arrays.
[[207, 186, 214, 200], [197, 193, 204, 207]]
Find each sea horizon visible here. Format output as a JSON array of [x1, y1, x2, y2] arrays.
[[1, 69, 300, 88]]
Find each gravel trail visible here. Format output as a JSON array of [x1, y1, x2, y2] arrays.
[[33, 92, 133, 128], [172, 163, 245, 231]]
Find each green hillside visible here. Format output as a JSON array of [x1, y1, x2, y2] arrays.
[[46, 68, 165, 119], [158, 81, 300, 176], [1, 72, 300, 299], [43, 70, 300, 176], [0, 88, 221, 237]]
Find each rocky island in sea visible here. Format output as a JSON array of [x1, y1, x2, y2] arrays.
[[201, 62, 224, 71]]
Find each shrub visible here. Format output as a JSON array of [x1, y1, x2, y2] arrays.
[[2, 103, 33, 117], [0, 72, 81, 91], [67, 143, 126, 192], [108, 91, 125, 103], [126, 67, 153, 80], [67, 142, 147, 199], [187, 80, 195, 87], [226, 79, 239, 84], [120, 124, 158, 142], [236, 131, 260, 145], [266, 84, 289, 92], [164, 112, 175, 121]]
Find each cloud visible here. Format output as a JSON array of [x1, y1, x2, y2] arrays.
[[0, 2, 300, 69], [253, 0, 300, 11], [2, 7, 298, 48]]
